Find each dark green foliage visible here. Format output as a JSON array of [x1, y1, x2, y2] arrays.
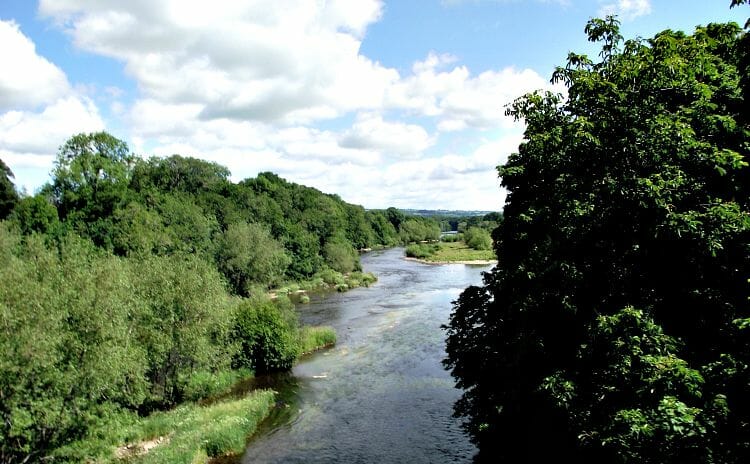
[[51, 132, 134, 247], [8, 194, 60, 236], [367, 209, 400, 245], [131, 155, 230, 194], [445, 18, 749, 463], [0, 159, 18, 220], [233, 297, 300, 372]]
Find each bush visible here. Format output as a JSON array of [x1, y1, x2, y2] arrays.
[[232, 297, 300, 372], [316, 268, 346, 286], [405, 243, 439, 259], [440, 233, 462, 243], [463, 227, 492, 250], [346, 271, 377, 288]]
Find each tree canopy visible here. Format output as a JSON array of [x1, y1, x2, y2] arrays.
[[445, 17, 749, 463]]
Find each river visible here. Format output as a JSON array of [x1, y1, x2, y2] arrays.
[[241, 247, 492, 463]]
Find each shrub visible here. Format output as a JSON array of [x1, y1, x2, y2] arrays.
[[405, 243, 439, 259], [463, 227, 492, 250], [316, 268, 346, 286], [232, 297, 300, 372]]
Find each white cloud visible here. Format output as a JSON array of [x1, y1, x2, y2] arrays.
[[339, 112, 434, 157], [0, 20, 105, 193], [0, 96, 104, 158], [39, 0, 394, 124], [0, 20, 71, 111], [21, 0, 551, 209], [0, 96, 105, 192], [599, 0, 652, 20], [387, 53, 551, 131]]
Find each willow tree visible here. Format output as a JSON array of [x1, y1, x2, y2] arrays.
[[445, 17, 749, 463]]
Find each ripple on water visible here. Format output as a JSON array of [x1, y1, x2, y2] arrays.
[[243, 248, 488, 463]]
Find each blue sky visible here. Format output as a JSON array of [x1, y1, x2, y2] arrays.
[[0, 1, 746, 210]]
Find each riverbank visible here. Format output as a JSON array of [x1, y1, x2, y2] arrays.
[[268, 270, 378, 300], [404, 241, 496, 265], [404, 256, 497, 265]]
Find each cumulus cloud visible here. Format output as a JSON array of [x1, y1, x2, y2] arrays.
[[20, 0, 555, 209], [387, 52, 551, 131], [599, 0, 652, 20], [0, 96, 104, 158], [0, 20, 105, 193], [0, 20, 71, 111], [339, 112, 434, 157], [39, 0, 395, 124]]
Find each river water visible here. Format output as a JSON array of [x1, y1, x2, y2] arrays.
[[241, 247, 492, 463]]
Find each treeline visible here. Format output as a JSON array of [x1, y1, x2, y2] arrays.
[[445, 14, 750, 464], [0, 132, 438, 462], [4, 132, 439, 293]]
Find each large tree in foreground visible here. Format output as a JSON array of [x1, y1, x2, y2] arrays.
[[445, 17, 749, 463]]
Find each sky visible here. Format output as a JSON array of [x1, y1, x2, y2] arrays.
[[0, 1, 746, 210]]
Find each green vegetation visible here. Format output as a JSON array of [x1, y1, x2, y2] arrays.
[[0, 130, 428, 461], [406, 242, 495, 262], [462, 227, 492, 251], [445, 13, 750, 464], [298, 326, 337, 355], [405, 243, 441, 259]]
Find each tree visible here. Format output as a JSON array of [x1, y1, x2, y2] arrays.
[[463, 226, 492, 250], [216, 221, 291, 295], [130, 155, 230, 194], [0, 158, 18, 219], [51, 132, 135, 246], [445, 18, 749, 463], [7, 194, 59, 236]]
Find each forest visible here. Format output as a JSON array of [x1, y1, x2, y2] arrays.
[[0, 133, 443, 463], [445, 7, 750, 464]]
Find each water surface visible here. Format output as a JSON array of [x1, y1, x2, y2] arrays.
[[242, 247, 491, 463]]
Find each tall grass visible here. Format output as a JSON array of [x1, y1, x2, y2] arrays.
[[298, 326, 337, 354], [120, 389, 276, 464]]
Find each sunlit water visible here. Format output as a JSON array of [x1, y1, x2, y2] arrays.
[[241, 247, 492, 463]]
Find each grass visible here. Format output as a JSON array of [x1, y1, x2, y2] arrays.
[[406, 241, 495, 263], [181, 369, 253, 402], [298, 326, 337, 354], [117, 389, 276, 464]]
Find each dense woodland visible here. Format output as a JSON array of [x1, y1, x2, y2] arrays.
[[0, 133, 444, 462], [445, 9, 750, 464]]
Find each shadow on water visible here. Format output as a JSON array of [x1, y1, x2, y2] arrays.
[[238, 247, 492, 463]]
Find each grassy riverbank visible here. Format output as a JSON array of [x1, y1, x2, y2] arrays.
[[57, 321, 336, 464], [405, 241, 496, 264], [270, 270, 378, 300], [115, 389, 276, 464]]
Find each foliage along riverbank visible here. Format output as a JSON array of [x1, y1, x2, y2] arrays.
[[445, 12, 750, 464], [404, 226, 496, 264], [405, 241, 496, 264], [0, 132, 448, 463]]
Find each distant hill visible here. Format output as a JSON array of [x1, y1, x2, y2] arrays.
[[399, 209, 496, 217]]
